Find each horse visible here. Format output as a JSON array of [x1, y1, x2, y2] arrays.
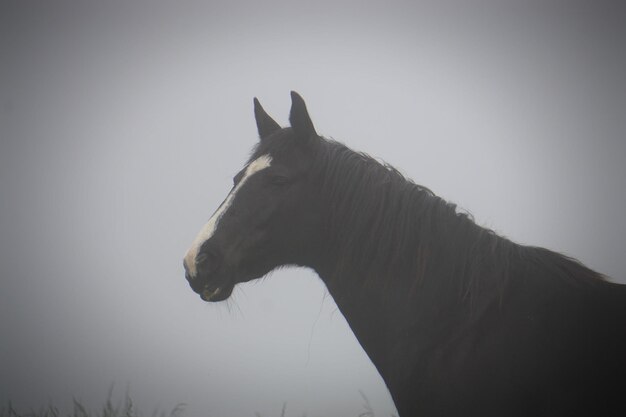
[[183, 92, 626, 417]]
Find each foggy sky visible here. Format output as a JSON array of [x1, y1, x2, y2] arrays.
[[1, 1, 625, 416]]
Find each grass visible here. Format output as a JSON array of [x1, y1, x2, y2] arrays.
[[0, 387, 185, 417], [1, 390, 396, 417], [0, 400, 186, 417]]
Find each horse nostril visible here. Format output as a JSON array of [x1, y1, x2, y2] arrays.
[[195, 247, 220, 273], [196, 252, 210, 265]]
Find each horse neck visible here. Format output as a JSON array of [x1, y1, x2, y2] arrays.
[[307, 180, 508, 389], [307, 188, 455, 381]]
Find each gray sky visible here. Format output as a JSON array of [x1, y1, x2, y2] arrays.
[[1, 1, 624, 416]]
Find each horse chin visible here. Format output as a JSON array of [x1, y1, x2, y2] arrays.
[[197, 264, 271, 302], [200, 282, 235, 302]]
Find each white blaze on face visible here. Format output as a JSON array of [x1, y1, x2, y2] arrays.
[[184, 154, 272, 278]]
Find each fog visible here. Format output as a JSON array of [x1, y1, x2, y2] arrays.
[[1, 1, 624, 416]]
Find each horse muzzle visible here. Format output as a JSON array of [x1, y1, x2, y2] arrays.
[[183, 246, 234, 302]]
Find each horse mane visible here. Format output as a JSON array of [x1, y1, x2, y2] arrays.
[[310, 137, 607, 312]]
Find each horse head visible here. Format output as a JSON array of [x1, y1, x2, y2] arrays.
[[183, 92, 325, 302]]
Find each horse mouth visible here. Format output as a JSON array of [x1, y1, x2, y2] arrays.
[[200, 282, 234, 302]]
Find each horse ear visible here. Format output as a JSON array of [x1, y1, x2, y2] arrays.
[[254, 97, 281, 140], [289, 91, 317, 139]]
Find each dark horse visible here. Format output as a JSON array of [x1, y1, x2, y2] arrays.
[[183, 92, 626, 416]]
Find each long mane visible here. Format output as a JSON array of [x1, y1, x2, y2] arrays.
[[311, 138, 606, 312]]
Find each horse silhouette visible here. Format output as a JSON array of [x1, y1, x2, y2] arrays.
[[183, 92, 626, 416]]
